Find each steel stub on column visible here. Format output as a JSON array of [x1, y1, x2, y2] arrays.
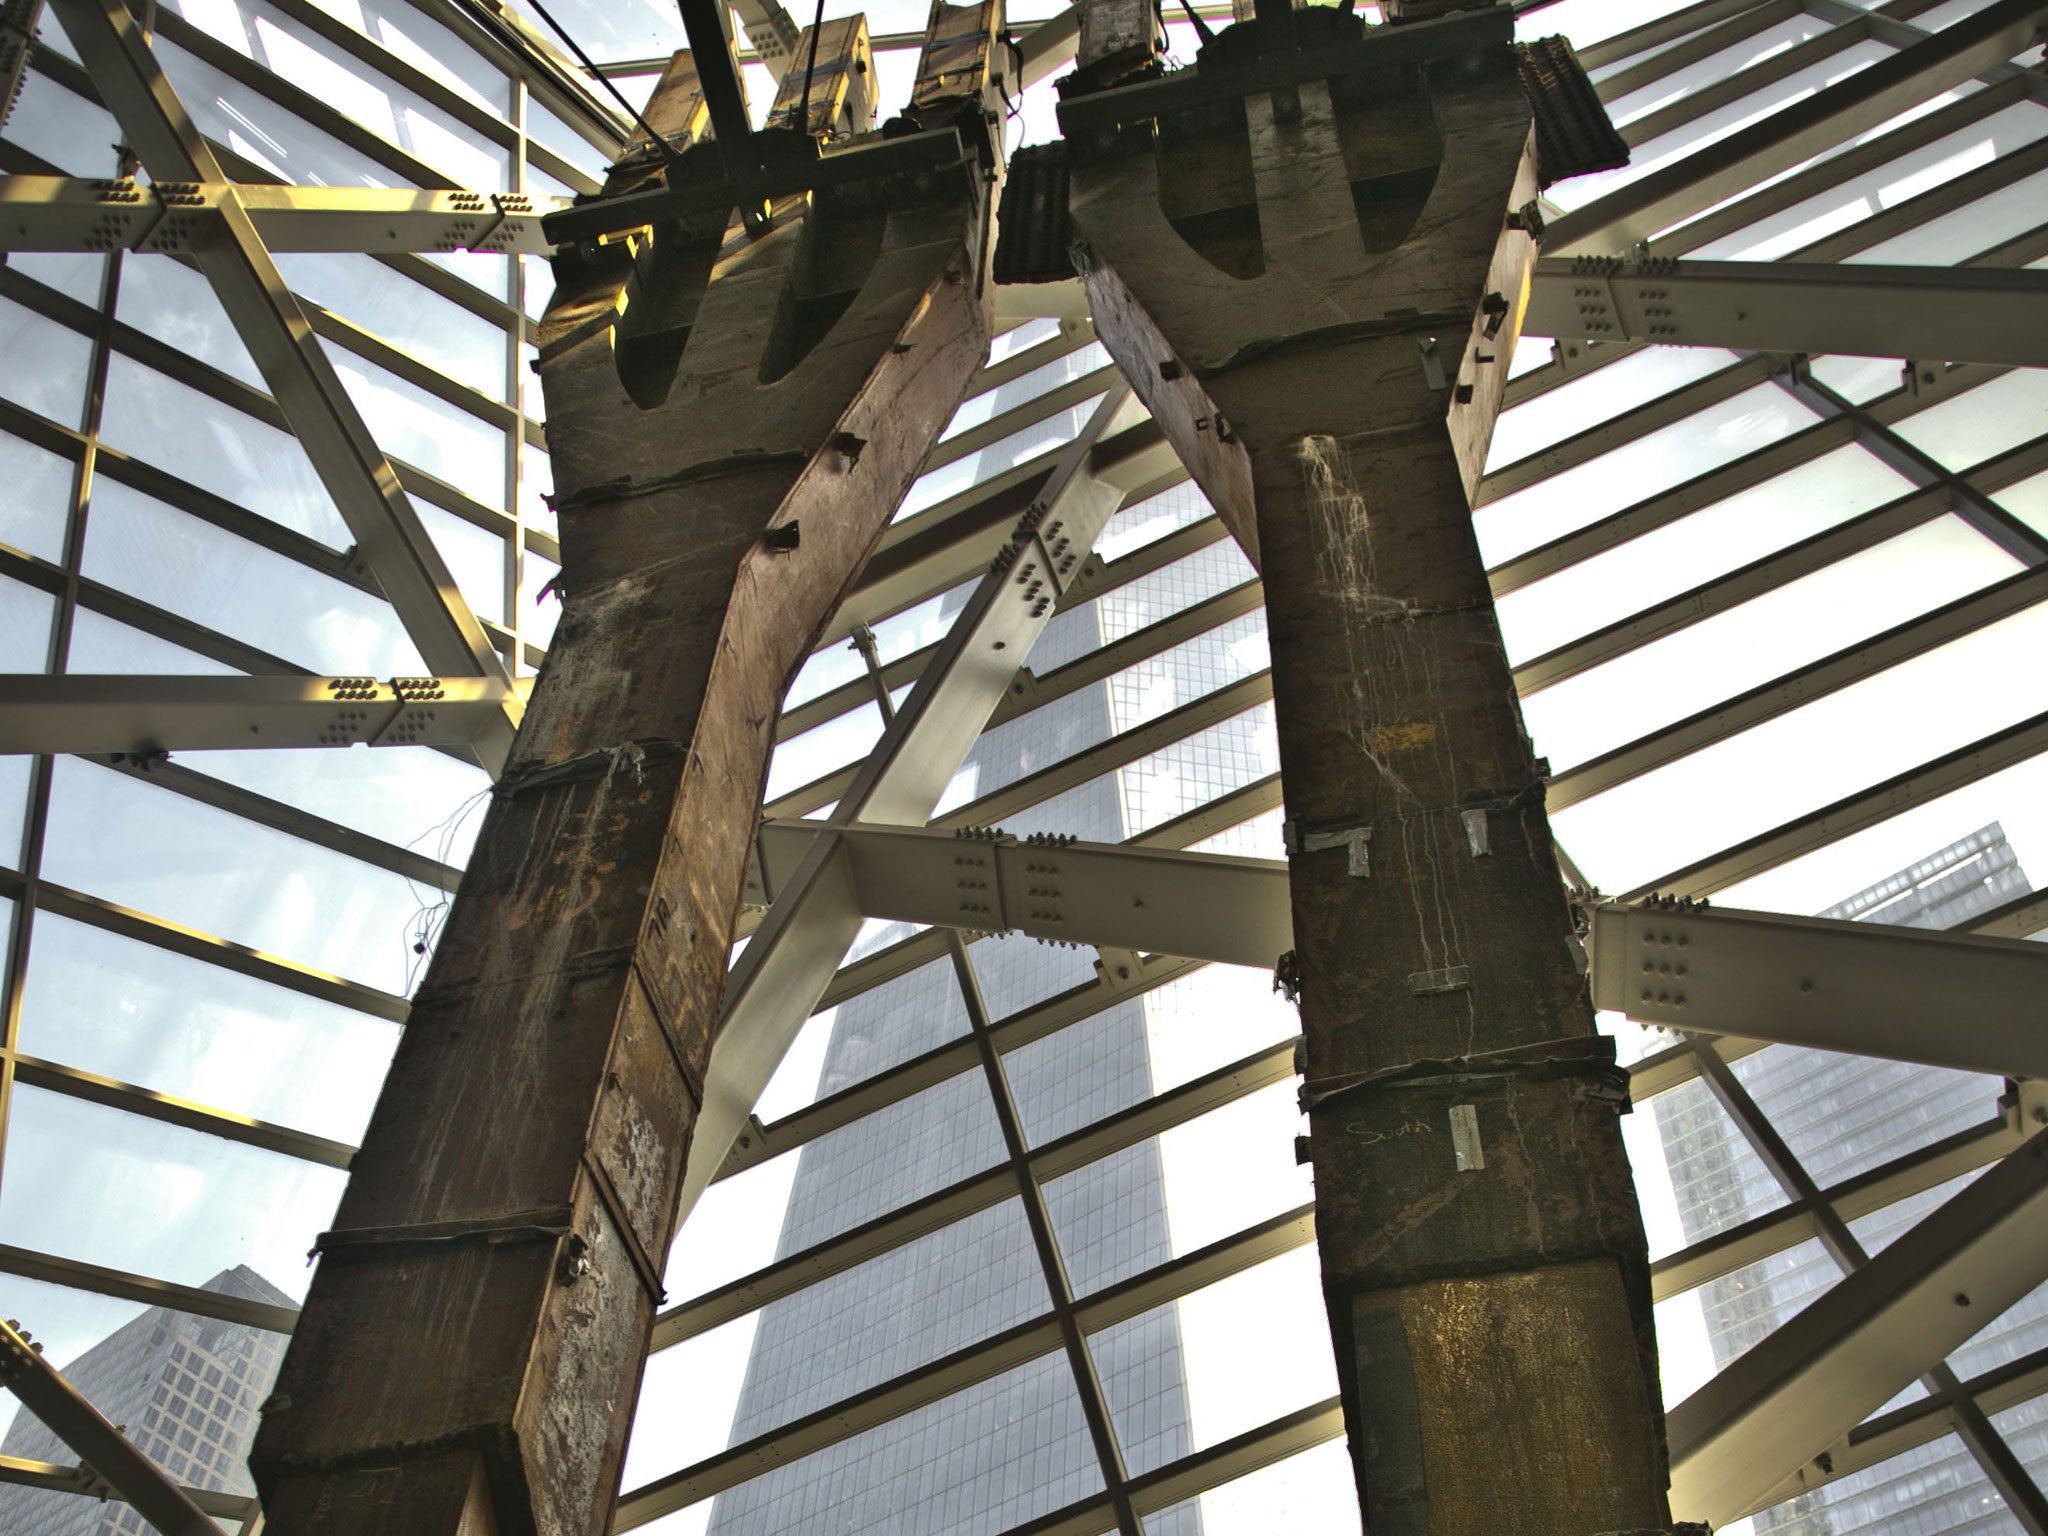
[[249, 10, 1008, 1534], [1020, 3, 1666, 1531]]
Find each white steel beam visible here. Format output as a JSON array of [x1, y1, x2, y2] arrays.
[[1544, 0, 2048, 255], [48, 0, 513, 692], [1525, 258, 2048, 370], [0, 674, 523, 771], [678, 387, 1134, 1220], [1667, 1129, 2048, 1526], [751, 818, 2048, 1080]]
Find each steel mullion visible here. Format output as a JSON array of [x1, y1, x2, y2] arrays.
[[1545, 560, 2048, 811], [1475, 356, 1777, 504], [1575, 0, 1793, 73], [1510, 483, 1952, 695], [923, 364, 1123, 474], [1592, 0, 1807, 102], [1694, 1047, 2048, 1530], [765, 668, 1273, 823], [950, 932, 1141, 1536], [1617, 15, 1875, 153], [1815, 0, 2048, 106], [0, 1241, 299, 1333], [667, 1036, 1298, 1347], [90, 756, 465, 892]]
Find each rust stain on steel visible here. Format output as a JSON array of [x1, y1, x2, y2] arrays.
[[249, 20, 1001, 1533]]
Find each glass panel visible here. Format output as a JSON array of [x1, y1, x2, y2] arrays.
[[988, 317, 1062, 366], [1474, 384, 1821, 567], [751, 956, 971, 1123], [1552, 599, 2048, 895], [176, 744, 491, 859], [1142, 1438, 1360, 1536], [1686, 100, 2048, 261], [897, 392, 1108, 522], [1487, 348, 1742, 472], [117, 254, 264, 388], [0, 1084, 343, 1299], [306, 0, 511, 114], [0, 759, 30, 867], [164, 0, 510, 190], [100, 355, 351, 548], [1894, 370, 2048, 472], [4, 249, 109, 304], [326, 345, 507, 508], [943, 341, 1112, 441], [1, 71, 123, 175], [0, 298, 91, 429], [65, 607, 244, 675], [81, 478, 426, 675], [41, 756, 426, 994], [631, 1201, 1047, 1481], [1044, 1080, 1313, 1296], [1091, 1245, 1336, 1476], [1950, 1270, 2048, 1384], [1848, 1171, 1984, 1255], [0, 1273, 287, 1504], [1807, 352, 1908, 404], [969, 931, 1100, 1020], [18, 911, 400, 1143], [1850, 165, 2048, 266], [1520, 517, 2020, 770], [1993, 1396, 2048, 1488], [157, 36, 404, 188], [654, 1351, 1103, 1536], [1493, 443, 1914, 665], [1097, 482, 1215, 563], [1599, 15, 1834, 130], [766, 697, 886, 802], [1549, 40, 1897, 217], [415, 499, 507, 626], [785, 581, 971, 709], [1730, 1043, 2002, 1189], [1653, 1239, 1843, 1407], [1624, 1077, 1790, 1262], [0, 574, 56, 673], [1999, 466, 2048, 539], [1027, 539, 1259, 677], [273, 252, 510, 402]]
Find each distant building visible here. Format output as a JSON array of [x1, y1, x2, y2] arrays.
[[0, 1266, 292, 1536], [1658, 824, 2039, 1534]]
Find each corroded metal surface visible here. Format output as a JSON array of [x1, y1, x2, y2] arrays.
[[249, 21, 998, 1534], [1059, 7, 1668, 1529]]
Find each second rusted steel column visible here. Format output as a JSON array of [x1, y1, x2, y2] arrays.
[[248, 16, 1002, 1534], [1056, 10, 1673, 1533]]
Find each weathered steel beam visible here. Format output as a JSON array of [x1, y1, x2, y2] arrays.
[[1055, 5, 1674, 1529], [244, 10, 1004, 1531]]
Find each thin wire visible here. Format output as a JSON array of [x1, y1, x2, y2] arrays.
[[794, 0, 829, 135], [524, 0, 687, 168]]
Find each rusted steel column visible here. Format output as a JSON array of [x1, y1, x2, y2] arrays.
[[248, 23, 998, 1535], [1059, 15, 1673, 1535]]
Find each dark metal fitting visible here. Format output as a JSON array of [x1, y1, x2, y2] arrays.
[[762, 521, 802, 552], [557, 1233, 592, 1285]]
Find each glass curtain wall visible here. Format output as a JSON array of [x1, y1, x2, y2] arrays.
[[2, 0, 2048, 1532]]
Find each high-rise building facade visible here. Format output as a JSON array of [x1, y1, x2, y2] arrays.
[[0, 1266, 292, 1536]]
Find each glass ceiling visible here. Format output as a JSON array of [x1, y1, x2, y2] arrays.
[[3, 0, 2048, 1531]]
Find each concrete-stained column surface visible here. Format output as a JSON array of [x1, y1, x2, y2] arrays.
[[247, 37, 994, 1536], [1064, 19, 1673, 1534]]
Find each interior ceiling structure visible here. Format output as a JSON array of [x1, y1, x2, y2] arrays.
[[0, 0, 2047, 1531]]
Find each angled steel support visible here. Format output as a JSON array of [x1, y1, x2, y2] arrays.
[[678, 383, 1132, 1223], [1545, 0, 2048, 254], [1525, 257, 2048, 369], [0, 674, 522, 770], [1667, 1130, 2048, 1526], [245, 12, 1005, 1532], [48, 0, 510, 692], [0, 175, 562, 257], [0, 1317, 225, 1536]]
